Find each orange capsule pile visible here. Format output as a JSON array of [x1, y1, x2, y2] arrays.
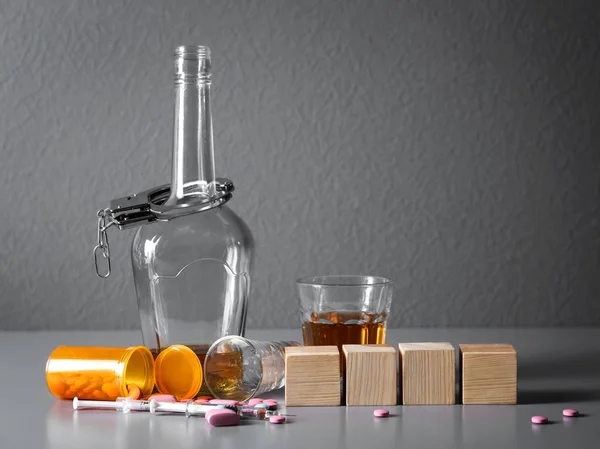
[[47, 372, 123, 401]]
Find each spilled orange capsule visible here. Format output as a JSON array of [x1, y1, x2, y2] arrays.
[[127, 384, 141, 400]]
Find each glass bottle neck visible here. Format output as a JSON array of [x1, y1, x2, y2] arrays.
[[166, 46, 216, 206]]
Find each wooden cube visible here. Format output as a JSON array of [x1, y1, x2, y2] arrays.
[[343, 344, 397, 406], [398, 342, 455, 405], [285, 346, 340, 406], [460, 344, 517, 404]]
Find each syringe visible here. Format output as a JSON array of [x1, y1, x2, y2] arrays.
[[73, 397, 151, 413], [72, 397, 276, 420], [149, 399, 271, 420]]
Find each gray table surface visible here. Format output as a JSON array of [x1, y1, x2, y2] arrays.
[[1, 328, 599, 448]]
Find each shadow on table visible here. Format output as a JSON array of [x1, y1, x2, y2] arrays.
[[518, 389, 600, 404], [506, 349, 600, 404], [519, 350, 600, 380]]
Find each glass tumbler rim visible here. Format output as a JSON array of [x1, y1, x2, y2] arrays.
[[297, 275, 393, 287]]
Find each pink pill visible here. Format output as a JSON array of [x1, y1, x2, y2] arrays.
[[248, 398, 263, 406], [263, 399, 278, 405], [194, 399, 210, 404], [209, 399, 239, 406], [531, 416, 548, 424], [205, 409, 240, 427], [269, 415, 286, 424], [563, 409, 579, 417], [373, 409, 390, 418]]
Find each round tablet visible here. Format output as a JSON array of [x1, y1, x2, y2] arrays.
[[269, 415, 286, 424], [563, 409, 579, 417], [248, 398, 263, 406], [263, 399, 278, 405], [531, 416, 548, 424], [373, 409, 390, 418], [205, 409, 240, 427]]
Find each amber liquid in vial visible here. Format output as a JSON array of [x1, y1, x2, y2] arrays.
[[302, 311, 387, 375]]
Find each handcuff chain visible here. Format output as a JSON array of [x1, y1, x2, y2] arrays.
[[93, 209, 115, 278]]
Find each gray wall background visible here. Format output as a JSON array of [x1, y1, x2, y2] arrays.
[[1, 0, 599, 330]]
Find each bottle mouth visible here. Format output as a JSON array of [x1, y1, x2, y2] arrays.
[[154, 345, 203, 400], [174, 45, 211, 84], [175, 45, 210, 60], [119, 346, 155, 398]]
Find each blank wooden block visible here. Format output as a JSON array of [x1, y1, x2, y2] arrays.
[[285, 346, 340, 406], [398, 342, 455, 405], [343, 344, 397, 406], [460, 344, 517, 404]]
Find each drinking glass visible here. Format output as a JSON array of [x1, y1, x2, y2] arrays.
[[203, 336, 300, 401], [297, 275, 393, 354]]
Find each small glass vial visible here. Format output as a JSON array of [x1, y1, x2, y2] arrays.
[[45, 346, 154, 400], [131, 46, 254, 358], [203, 336, 300, 402]]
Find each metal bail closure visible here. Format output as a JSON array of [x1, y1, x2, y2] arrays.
[[93, 179, 234, 278], [93, 210, 114, 278]]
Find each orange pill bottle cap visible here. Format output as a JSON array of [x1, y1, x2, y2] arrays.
[[154, 345, 203, 400]]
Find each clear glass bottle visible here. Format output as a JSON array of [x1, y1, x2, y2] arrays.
[[131, 46, 254, 361]]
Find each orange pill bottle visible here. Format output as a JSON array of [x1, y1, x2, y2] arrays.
[[46, 346, 155, 401], [153, 345, 204, 401]]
